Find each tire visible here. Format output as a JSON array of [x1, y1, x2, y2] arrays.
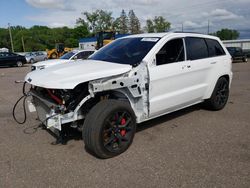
[[82, 99, 136, 159], [51, 53, 57, 59], [204, 77, 229, 111], [30, 58, 35, 64], [16, 61, 23, 67], [243, 57, 248, 63]]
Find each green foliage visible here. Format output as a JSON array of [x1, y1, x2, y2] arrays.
[[0, 25, 90, 52], [145, 16, 171, 33], [80, 10, 114, 34], [213, 28, 239, 40], [115, 10, 129, 34], [128, 10, 141, 34]]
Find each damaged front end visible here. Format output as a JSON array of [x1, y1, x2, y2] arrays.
[[28, 83, 91, 131]]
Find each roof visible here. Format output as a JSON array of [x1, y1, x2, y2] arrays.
[[124, 32, 219, 40], [79, 37, 96, 43]]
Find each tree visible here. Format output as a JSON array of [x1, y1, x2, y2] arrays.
[[145, 19, 154, 33], [214, 28, 239, 40], [128, 10, 141, 34], [145, 16, 171, 33], [117, 10, 128, 34], [77, 10, 114, 34], [96, 10, 114, 31], [153, 16, 171, 32]]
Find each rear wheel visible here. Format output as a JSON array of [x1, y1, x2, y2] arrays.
[[82, 99, 136, 158], [30, 58, 35, 64], [204, 77, 229, 111], [16, 61, 23, 67], [243, 57, 248, 63]]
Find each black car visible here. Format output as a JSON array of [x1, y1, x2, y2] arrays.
[[0, 52, 27, 67], [226, 47, 248, 63]]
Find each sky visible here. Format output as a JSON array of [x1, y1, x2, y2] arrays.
[[0, 0, 250, 38]]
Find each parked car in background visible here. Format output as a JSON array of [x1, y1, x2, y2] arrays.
[[25, 51, 47, 64], [0, 52, 26, 67], [226, 47, 248, 62], [31, 49, 95, 71]]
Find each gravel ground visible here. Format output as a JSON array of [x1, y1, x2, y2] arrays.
[[0, 62, 249, 188]]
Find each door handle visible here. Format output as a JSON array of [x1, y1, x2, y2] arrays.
[[182, 65, 191, 69], [210, 62, 217, 64]]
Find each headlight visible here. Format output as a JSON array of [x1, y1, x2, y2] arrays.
[[31, 66, 36, 71], [37, 65, 45, 70]]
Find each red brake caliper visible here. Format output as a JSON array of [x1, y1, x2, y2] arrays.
[[120, 118, 126, 137]]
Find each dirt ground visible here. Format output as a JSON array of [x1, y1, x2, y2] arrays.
[[0, 62, 249, 188]]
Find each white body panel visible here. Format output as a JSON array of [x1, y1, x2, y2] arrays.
[[148, 59, 211, 117], [25, 60, 132, 89], [33, 59, 70, 68]]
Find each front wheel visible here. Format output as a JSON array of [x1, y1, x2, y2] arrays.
[[16, 61, 23, 67], [82, 99, 136, 158], [204, 77, 229, 111]]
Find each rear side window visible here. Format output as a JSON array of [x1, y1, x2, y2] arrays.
[[205, 39, 225, 57], [185, 37, 208, 60]]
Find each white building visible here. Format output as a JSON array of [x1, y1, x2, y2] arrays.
[[223, 39, 250, 50], [79, 37, 96, 50]]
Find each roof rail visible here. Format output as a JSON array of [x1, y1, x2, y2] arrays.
[[174, 31, 206, 35]]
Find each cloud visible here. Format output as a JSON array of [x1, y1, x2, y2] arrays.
[[25, 0, 75, 11], [23, 0, 250, 38], [203, 9, 243, 21]]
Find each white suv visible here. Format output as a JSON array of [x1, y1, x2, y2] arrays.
[[25, 32, 232, 158]]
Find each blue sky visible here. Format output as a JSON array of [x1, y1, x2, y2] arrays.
[[0, 0, 43, 27], [0, 0, 250, 38]]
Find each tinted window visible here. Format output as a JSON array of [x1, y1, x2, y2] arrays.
[[185, 37, 208, 60], [60, 51, 76, 59], [76, 51, 93, 59], [89, 37, 159, 66], [156, 38, 184, 65], [205, 39, 225, 57]]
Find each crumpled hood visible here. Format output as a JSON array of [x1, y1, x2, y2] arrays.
[[25, 60, 132, 89], [33, 59, 70, 68]]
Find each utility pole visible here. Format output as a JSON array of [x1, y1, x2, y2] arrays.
[[21, 36, 25, 52], [207, 20, 210, 34], [8, 23, 14, 52], [182, 23, 184, 32]]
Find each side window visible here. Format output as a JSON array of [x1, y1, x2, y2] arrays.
[[156, 38, 184, 65], [76, 52, 88, 59], [185, 37, 208, 60], [205, 39, 225, 57]]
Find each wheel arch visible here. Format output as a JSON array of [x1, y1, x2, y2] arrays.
[[204, 74, 231, 99]]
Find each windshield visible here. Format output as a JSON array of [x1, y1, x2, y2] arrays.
[[25, 53, 33, 57], [60, 51, 76, 59], [89, 37, 159, 66]]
